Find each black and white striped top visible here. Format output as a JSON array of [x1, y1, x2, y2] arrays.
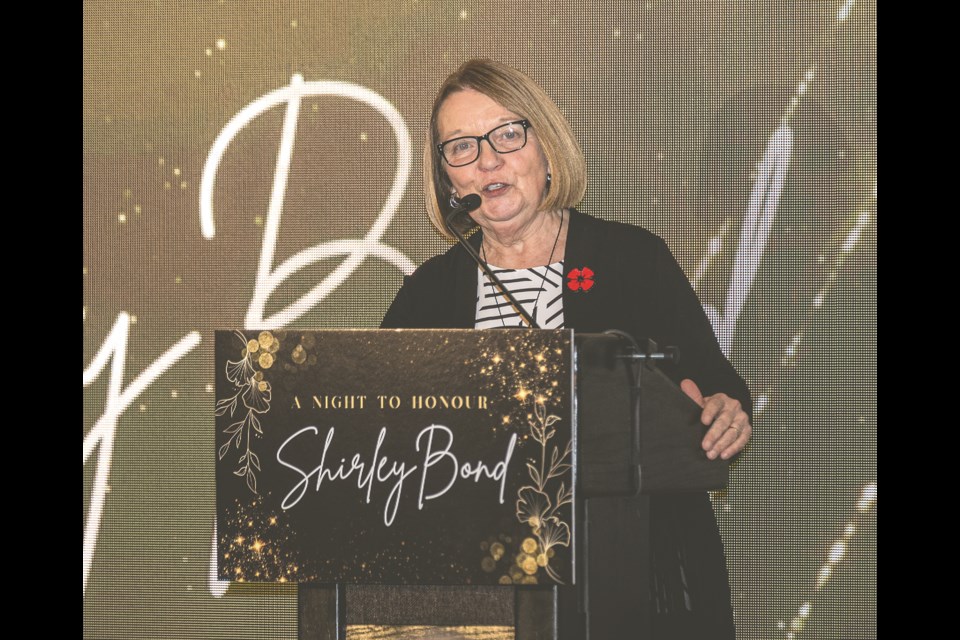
[[474, 261, 565, 329]]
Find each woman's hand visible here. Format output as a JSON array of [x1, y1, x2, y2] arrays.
[[680, 379, 752, 461]]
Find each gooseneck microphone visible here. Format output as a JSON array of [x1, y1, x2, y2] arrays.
[[444, 194, 539, 329]]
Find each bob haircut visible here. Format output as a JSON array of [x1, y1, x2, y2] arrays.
[[424, 59, 587, 239]]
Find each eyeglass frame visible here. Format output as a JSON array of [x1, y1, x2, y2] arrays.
[[436, 119, 532, 167]]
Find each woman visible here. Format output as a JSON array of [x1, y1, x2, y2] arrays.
[[383, 59, 752, 638]]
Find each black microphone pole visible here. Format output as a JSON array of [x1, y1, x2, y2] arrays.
[[445, 194, 539, 329]]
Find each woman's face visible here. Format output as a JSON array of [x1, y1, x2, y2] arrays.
[[436, 88, 550, 234]]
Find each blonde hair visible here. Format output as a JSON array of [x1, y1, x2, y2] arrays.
[[424, 59, 587, 239]]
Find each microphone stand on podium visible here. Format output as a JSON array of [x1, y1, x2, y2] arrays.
[[554, 331, 728, 639]]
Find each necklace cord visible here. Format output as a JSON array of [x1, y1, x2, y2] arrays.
[[481, 211, 564, 328]]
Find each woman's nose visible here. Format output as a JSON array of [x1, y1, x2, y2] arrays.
[[476, 139, 503, 170]]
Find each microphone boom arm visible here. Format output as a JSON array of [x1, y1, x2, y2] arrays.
[[445, 195, 539, 329]]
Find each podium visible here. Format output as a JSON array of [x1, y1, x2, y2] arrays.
[[214, 330, 728, 639]]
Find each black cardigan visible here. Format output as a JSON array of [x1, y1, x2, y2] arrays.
[[383, 208, 751, 417], [382, 208, 748, 635]]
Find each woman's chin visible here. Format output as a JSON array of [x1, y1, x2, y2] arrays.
[[473, 204, 535, 230]]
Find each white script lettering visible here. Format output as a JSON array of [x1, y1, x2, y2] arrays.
[[276, 425, 516, 526]]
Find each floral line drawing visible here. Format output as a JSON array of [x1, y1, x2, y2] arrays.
[[216, 330, 277, 495], [516, 399, 573, 583]]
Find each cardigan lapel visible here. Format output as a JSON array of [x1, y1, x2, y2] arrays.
[[451, 230, 483, 328], [561, 207, 596, 331]]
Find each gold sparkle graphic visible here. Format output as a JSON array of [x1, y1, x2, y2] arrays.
[[220, 498, 303, 582]]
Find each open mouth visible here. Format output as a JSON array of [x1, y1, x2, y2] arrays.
[[482, 182, 509, 195]]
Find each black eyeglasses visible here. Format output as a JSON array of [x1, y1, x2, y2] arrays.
[[437, 120, 531, 167]]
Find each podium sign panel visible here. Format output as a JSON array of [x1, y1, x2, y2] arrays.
[[215, 329, 574, 586]]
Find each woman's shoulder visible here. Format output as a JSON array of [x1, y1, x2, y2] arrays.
[[381, 239, 470, 328], [569, 208, 670, 256], [571, 207, 662, 238], [403, 238, 471, 285]]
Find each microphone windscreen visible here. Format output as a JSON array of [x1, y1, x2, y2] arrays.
[[459, 193, 482, 212]]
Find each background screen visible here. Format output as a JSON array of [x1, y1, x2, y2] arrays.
[[83, 1, 877, 638]]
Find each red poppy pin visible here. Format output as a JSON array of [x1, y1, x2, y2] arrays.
[[567, 267, 595, 292]]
